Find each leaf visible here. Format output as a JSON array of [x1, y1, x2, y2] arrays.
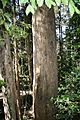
[[0, 9, 3, 14], [55, 0, 61, 6], [0, 10, 5, 25], [26, 4, 35, 15], [4, 13, 12, 23], [37, 0, 44, 7], [19, 0, 29, 4], [69, 0, 80, 15], [69, 4, 74, 16], [51, 1, 56, 6], [69, 0, 75, 16], [0, 19, 4, 25], [4, 22, 9, 31], [45, 0, 56, 8], [1, 0, 9, 8], [30, 0, 37, 9], [0, 80, 6, 87], [78, 45, 80, 48], [74, 6, 80, 14], [45, 0, 52, 8], [62, 0, 68, 5]]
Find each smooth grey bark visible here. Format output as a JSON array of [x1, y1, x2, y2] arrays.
[[32, 6, 58, 120]]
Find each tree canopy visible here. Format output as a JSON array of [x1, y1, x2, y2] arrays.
[[19, 0, 80, 16]]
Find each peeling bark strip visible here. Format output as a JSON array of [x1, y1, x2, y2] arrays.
[[32, 6, 58, 120]]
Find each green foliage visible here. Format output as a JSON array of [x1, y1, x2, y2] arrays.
[[1, 0, 10, 8], [61, 0, 68, 5], [0, 80, 6, 88], [37, 0, 44, 7], [55, 0, 61, 6], [0, 7, 30, 40], [19, 0, 29, 4], [69, 0, 80, 16], [20, 0, 80, 16], [69, 0, 75, 16], [31, 0, 37, 9], [9, 24, 29, 40], [1, 0, 80, 119], [0, 0, 32, 118], [45, 0, 56, 8], [54, 11, 80, 120], [26, 4, 35, 15], [55, 67, 80, 120], [0, 8, 12, 31]]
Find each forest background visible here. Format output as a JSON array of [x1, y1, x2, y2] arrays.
[[0, 0, 80, 120]]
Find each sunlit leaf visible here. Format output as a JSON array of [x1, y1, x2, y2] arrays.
[[30, 0, 37, 9], [1, 0, 9, 8], [4, 22, 9, 31], [0, 19, 4, 25], [69, 0, 75, 16], [37, 0, 44, 7], [74, 6, 80, 14], [4, 13, 12, 23], [45, 0, 56, 8], [45, 0, 52, 8], [19, 0, 29, 4], [55, 0, 61, 6], [62, 0, 68, 5], [26, 4, 35, 15], [0, 9, 3, 14]]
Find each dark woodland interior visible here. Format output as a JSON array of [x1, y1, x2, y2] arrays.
[[0, 99, 5, 120]]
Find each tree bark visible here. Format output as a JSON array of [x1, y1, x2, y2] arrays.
[[32, 6, 58, 120], [14, 39, 22, 120], [0, 41, 11, 120], [4, 35, 17, 120], [13, 0, 22, 118]]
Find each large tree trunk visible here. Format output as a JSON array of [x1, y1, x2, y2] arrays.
[[32, 6, 58, 120]]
